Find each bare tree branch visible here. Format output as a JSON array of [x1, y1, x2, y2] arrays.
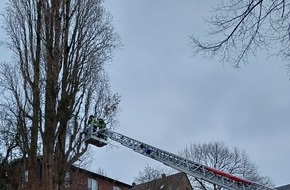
[[179, 141, 274, 190], [192, 0, 290, 68]]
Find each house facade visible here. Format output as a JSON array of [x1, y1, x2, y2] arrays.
[[3, 159, 132, 190], [65, 166, 132, 190], [3, 158, 193, 190]]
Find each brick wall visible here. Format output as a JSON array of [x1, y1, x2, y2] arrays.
[[66, 166, 132, 190]]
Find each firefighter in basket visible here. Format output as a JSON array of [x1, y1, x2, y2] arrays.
[[88, 115, 107, 140]]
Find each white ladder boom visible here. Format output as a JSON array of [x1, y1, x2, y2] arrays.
[[84, 126, 274, 190]]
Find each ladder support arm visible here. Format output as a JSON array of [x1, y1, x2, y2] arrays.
[[85, 126, 275, 190]]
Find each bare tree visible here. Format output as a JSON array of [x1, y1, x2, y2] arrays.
[[134, 164, 173, 184], [0, 108, 20, 189], [0, 0, 121, 189], [192, 0, 290, 68], [179, 141, 274, 190]]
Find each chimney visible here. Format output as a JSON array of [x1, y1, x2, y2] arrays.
[[132, 182, 136, 186], [161, 173, 166, 178]]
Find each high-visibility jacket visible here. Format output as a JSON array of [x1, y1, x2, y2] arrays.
[[88, 115, 106, 129]]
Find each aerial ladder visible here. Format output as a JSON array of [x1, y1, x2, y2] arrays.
[[84, 123, 275, 190]]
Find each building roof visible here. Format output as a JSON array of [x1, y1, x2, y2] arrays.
[[276, 184, 290, 190], [130, 172, 193, 190], [71, 165, 132, 188]]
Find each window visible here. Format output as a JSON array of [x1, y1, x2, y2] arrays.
[[88, 178, 98, 190], [113, 186, 121, 190]]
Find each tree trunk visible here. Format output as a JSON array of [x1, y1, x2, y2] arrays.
[[2, 0, 120, 189]]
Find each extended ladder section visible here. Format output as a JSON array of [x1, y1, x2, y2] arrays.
[[84, 126, 275, 190]]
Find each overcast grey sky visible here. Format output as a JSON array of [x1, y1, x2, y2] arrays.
[[93, 0, 290, 187], [0, 0, 289, 188]]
